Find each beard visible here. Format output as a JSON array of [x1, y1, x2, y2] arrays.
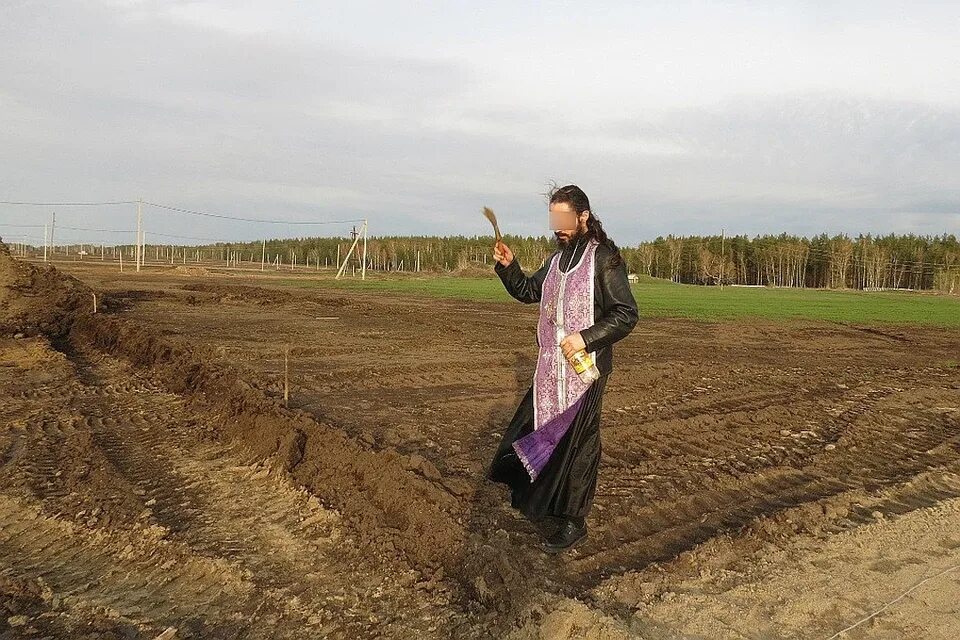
[[554, 227, 585, 248]]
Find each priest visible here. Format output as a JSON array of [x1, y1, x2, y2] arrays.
[[487, 184, 639, 553]]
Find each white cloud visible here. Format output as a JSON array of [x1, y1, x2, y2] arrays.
[[0, 1, 958, 244]]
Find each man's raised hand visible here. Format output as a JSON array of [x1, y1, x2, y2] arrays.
[[493, 240, 514, 267]]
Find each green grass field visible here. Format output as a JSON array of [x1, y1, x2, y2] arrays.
[[274, 273, 960, 327]]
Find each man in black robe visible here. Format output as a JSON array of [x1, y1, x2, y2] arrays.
[[487, 185, 639, 553]]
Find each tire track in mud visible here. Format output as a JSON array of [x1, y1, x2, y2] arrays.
[[563, 377, 960, 589], [19, 418, 73, 501], [25, 259, 960, 636], [586, 465, 960, 640], [0, 494, 256, 637], [566, 471, 853, 586], [1, 343, 456, 638], [123, 283, 960, 610], [631, 387, 806, 422], [577, 459, 960, 587]]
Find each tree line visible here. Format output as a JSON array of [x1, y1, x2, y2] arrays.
[[624, 232, 959, 293], [38, 230, 955, 294], [201, 231, 958, 293]]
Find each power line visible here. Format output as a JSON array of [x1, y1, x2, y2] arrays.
[[2, 198, 367, 247], [1, 198, 365, 225], [147, 231, 226, 243], [142, 201, 364, 226], [58, 225, 135, 233], [2, 221, 352, 246], [0, 200, 136, 206]]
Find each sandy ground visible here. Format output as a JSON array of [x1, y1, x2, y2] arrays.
[[1, 253, 958, 638], [0, 337, 457, 638]]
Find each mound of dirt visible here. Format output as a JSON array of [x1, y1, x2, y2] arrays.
[[0, 239, 541, 621], [71, 312, 469, 573], [0, 238, 94, 338], [1, 240, 462, 566]]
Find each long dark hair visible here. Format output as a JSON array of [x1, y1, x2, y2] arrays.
[[545, 182, 623, 269]]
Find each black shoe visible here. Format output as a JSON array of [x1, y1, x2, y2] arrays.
[[530, 515, 561, 538], [540, 517, 587, 554]]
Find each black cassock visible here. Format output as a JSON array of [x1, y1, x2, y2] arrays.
[[487, 239, 639, 523]]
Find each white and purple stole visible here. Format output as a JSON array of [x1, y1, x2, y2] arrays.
[[513, 238, 599, 481]]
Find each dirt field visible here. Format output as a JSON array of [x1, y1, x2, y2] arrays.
[[2, 251, 959, 639]]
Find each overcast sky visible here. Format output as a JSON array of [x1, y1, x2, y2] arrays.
[[1, 0, 959, 246]]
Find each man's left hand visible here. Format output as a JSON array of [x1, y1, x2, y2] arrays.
[[560, 332, 586, 360]]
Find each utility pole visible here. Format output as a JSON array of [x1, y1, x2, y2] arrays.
[[361, 219, 368, 281], [50, 212, 56, 258], [43, 223, 49, 262], [336, 225, 364, 280], [350, 225, 358, 277], [136, 198, 143, 272]]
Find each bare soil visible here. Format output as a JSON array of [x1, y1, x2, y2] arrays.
[[2, 251, 959, 639]]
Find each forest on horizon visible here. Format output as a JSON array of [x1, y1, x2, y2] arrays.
[[12, 230, 960, 294]]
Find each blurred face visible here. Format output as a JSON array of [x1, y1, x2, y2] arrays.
[[549, 202, 588, 246]]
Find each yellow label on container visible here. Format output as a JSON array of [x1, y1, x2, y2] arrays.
[[569, 350, 593, 374]]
